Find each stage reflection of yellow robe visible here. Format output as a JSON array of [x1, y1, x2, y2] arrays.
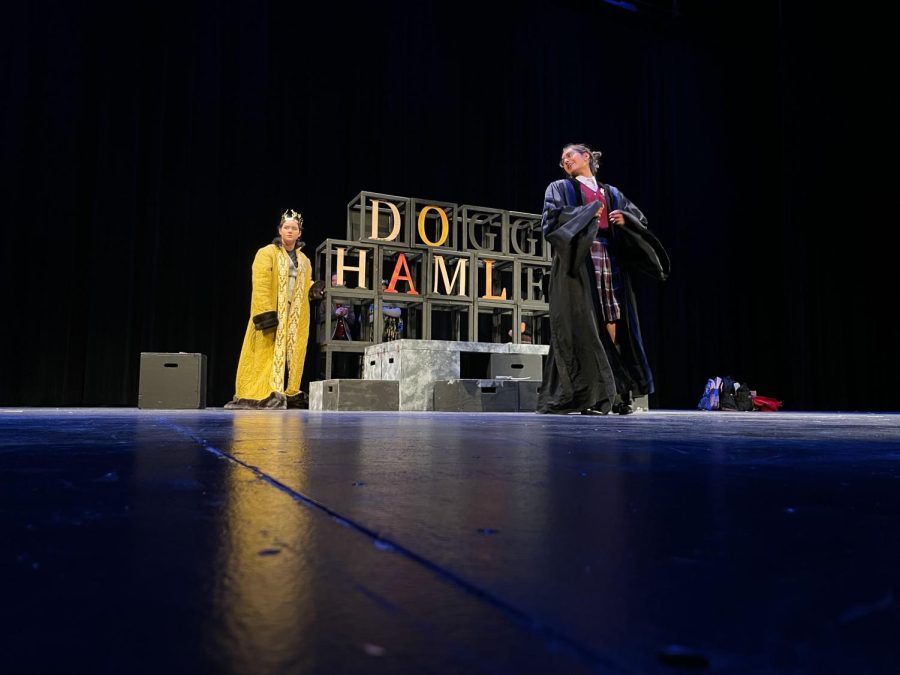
[[233, 244, 312, 403]]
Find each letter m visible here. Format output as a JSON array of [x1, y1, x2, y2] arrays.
[[433, 256, 467, 296]]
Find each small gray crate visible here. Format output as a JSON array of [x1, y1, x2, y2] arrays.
[[138, 352, 207, 409], [516, 381, 542, 412], [488, 353, 542, 380], [321, 379, 399, 411], [433, 379, 519, 412]]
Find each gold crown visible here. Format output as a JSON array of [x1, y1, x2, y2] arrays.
[[280, 209, 304, 226]]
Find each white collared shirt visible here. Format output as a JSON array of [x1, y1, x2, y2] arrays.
[[576, 175, 599, 192]]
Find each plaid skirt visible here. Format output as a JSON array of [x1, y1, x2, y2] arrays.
[[590, 237, 621, 323]]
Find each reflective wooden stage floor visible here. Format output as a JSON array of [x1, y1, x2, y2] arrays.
[[1, 408, 898, 674]]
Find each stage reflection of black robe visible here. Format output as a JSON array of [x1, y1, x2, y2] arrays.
[[537, 179, 670, 414]]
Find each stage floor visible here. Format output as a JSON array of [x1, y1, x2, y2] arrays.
[[2, 408, 898, 674]]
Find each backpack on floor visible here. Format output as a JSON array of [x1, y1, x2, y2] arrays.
[[698, 377, 723, 410], [720, 376, 738, 410], [735, 383, 754, 411]]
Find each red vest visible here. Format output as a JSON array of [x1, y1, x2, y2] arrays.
[[579, 181, 609, 232]]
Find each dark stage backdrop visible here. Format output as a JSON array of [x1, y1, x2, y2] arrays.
[[2, 1, 895, 411]]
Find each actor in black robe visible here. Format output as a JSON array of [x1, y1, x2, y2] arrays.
[[537, 170, 670, 415]]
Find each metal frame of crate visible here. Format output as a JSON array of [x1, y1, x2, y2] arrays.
[[314, 191, 549, 378]]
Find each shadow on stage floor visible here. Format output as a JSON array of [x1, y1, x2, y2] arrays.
[[2, 408, 898, 674]]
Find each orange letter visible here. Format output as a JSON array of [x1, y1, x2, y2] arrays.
[[385, 252, 419, 295], [417, 206, 449, 247], [481, 259, 507, 300]]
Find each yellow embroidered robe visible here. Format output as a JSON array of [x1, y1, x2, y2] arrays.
[[232, 244, 312, 402]]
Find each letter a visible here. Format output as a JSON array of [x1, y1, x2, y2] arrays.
[[385, 252, 419, 295]]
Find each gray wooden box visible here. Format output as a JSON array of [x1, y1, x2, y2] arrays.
[[321, 379, 399, 411], [138, 352, 207, 409], [433, 379, 519, 412], [516, 381, 542, 412], [489, 353, 542, 381]]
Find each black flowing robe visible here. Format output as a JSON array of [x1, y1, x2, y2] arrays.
[[537, 178, 670, 414]]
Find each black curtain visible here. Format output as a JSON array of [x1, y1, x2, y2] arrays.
[[2, 0, 895, 410]]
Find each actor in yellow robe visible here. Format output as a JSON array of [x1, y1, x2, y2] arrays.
[[226, 209, 314, 409]]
